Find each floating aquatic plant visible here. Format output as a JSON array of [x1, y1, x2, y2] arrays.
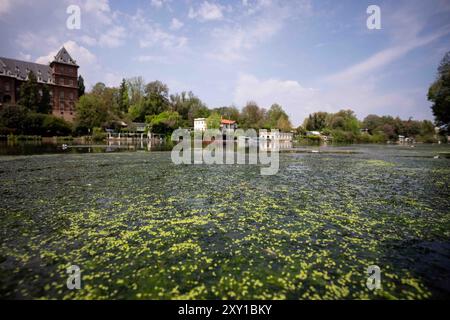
[[0, 144, 449, 299]]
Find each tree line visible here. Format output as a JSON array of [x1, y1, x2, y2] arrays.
[[299, 109, 437, 143], [74, 77, 293, 135], [1, 51, 449, 142]]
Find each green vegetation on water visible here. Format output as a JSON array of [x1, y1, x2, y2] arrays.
[[0, 144, 449, 299]]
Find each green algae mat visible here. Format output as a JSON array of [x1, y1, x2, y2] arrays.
[[0, 144, 449, 299]]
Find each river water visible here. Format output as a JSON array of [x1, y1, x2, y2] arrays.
[[0, 143, 449, 299]]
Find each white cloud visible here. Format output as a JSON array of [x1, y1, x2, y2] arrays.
[[327, 26, 450, 84], [103, 72, 122, 87], [188, 1, 225, 21], [98, 26, 126, 48], [206, 1, 307, 62], [150, 0, 170, 9], [16, 32, 59, 51], [0, 0, 13, 15], [79, 35, 97, 46], [82, 0, 112, 25], [170, 18, 184, 30], [131, 10, 188, 49], [208, 14, 284, 62], [136, 55, 170, 64]]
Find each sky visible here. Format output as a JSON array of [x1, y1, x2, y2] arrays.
[[1, 0, 450, 126]]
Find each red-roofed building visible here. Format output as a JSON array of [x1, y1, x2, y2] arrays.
[[220, 118, 237, 132]]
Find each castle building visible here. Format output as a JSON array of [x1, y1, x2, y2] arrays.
[[0, 47, 79, 122]]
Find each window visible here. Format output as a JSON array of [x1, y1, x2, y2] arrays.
[[60, 91, 64, 99], [69, 79, 73, 86], [60, 78, 64, 85], [5, 83, 10, 91], [69, 92, 73, 100]]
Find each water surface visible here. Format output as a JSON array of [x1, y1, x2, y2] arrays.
[[0, 143, 449, 299]]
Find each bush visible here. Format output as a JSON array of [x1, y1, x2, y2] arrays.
[[416, 134, 436, 143], [331, 129, 359, 143], [0, 105, 29, 134], [24, 112, 46, 135], [92, 127, 107, 141], [41, 116, 73, 136]]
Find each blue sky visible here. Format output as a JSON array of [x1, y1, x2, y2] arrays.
[[1, 0, 449, 125]]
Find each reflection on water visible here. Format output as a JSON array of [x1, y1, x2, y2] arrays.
[[0, 139, 295, 156], [0, 140, 174, 155]]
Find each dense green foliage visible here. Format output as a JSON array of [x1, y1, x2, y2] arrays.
[[428, 51, 450, 134], [0, 105, 72, 136], [78, 75, 85, 98], [74, 79, 294, 135], [17, 71, 52, 114], [206, 112, 221, 129], [146, 111, 181, 135], [299, 110, 438, 143]]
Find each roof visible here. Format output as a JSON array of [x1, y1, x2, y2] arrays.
[[221, 119, 236, 125], [51, 47, 78, 66], [0, 57, 53, 84], [0, 46, 78, 84]]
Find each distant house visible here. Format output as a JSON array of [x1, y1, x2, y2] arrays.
[[306, 131, 321, 137], [259, 131, 293, 141], [131, 122, 146, 133], [194, 118, 207, 132], [220, 118, 237, 133], [194, 117, 238, 133]]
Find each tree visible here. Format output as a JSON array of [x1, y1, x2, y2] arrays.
[[276, 116, 292, 132], [18, 71, 40, 111], [212, 106, 240, 121], [170, 91, 208, 126], [91, 82, 107, 96], [78, 75, 85, 97], [118, 79, 129, 113], [127, 76, 145, 106], [144, 80, 169, 114], [362, 114, 382, 133], [38, 85, 52, 114], [74, 94, 109, 133], [240, 101, 265, 129], [303, 112, 328, 131], [428, 51, 450, 134], [41, 116, 72, 136], [0, 105, 29, 134], [266, 103, 290, 129], [206, 112, 221, 129], [146, 111, 181, 135]]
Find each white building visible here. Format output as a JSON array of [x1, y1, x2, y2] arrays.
[[194, 117, 238, 133], [259, 131, 293, 141], [194, 118, 207, 132]]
